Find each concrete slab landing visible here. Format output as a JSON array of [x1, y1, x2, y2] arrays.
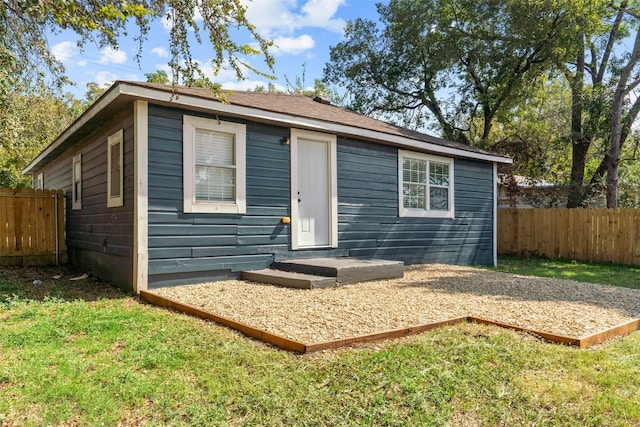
[[243, 257, 404, 289], [274, 257, 404, 285], [241, 269, 337, 289]]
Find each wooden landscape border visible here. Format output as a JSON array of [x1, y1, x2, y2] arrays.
[[139, 291, 640, 353]]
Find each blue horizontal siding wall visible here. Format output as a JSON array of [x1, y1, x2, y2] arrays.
[[147, 104, 494, 287], [337, 138, 493, 265], [147, 104, 299, 286]]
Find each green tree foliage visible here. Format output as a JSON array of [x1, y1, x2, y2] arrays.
[[0, 83, 80, 188], [252, 64, 345, 105], [1, 0, 275, 188], [490, 79, 573, 182], [145, 70, 170, 84], [0, 0, 274, 89], [560, 1, 630, 207], [81, 82, 110, 110], [606, 4, 640, 207], [557, 1, 640, 207], [323, 0, 597, 145]]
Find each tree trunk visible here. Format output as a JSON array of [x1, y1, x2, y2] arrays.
[[565, 6, 626, 207], [567, 44, 586, 208], [607, 28, 640, 207], [568, 141, 590, 207], [584, 92, 640, 201]]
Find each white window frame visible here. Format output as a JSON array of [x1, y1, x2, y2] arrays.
[[183, 115, 246, 214], [398, 150, 454, 218], [107, 129, 124, 208], [35, 173, 44, 190], [72, 153, 82, 210]]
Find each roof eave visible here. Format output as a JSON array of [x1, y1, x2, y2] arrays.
[[23, 81, 511, 175], [23, 84, 125, 175], [119, 83, 511, 164]]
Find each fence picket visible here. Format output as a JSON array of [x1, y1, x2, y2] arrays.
[[0, 188, 66, 266], [498, 208, 640, 266]]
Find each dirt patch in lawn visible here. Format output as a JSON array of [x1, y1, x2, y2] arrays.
[[150, 264, 640, 344]]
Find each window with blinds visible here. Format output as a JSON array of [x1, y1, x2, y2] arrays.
[[183, 115, 246, 214], [399, 150, 454, 218], [194, 128, 236, 202]]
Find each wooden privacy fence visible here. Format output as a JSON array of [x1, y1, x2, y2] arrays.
[[498, 208, 640, 265], [0, 188, 66, 266]]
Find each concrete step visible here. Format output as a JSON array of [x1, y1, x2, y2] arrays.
[[272, 257, 404, 285], [241, 269, 337, 289]]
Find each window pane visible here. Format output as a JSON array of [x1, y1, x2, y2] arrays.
[[74, 161, 81, 181], [195, 166, 235, 201], [429, 162, 449, 186], [403, 183, 425, 209], [195, 129, 234, 166], [403, 158, 426, 184], [110, 142, 120, 197], [430, 187, 449, 210]]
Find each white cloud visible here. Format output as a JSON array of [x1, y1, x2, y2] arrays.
[[160, 8, 203, 31], [271, 35, 315, 55], [242, 0, 346, 37], [155, 63, 172, 74], [98, 46, 127, 65], [300, 0, 345, 33], [151, 46, 170, 58], [51, 41, 79, 63], [93, 71, 118, 87], [160, 16, 172, 31], [89, 71, 139, 87]]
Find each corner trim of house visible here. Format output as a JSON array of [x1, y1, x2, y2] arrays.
[[133, 100, 149, 293], [493, 162, 498, 267]]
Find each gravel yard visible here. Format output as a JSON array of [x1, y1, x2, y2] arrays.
[[150, 264, 640, 343]]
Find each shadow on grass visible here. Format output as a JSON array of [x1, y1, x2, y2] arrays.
[[0, 265, 128, 305]]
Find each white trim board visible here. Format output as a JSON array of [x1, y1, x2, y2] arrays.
[[493, 162, 498, 267], [133, 100, 149, 293]]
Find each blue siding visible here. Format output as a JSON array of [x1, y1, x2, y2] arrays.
[[37, 110, 136, 290], [147, 105, 292, 286], [336, 139, 493, 265], [147, 104, 495, 287]]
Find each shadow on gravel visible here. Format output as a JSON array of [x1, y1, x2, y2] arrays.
[[398, 266, 640, 317]]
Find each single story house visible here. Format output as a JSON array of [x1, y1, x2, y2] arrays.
[[23, 81, 512, 292]]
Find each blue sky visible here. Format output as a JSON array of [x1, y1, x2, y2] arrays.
[[48, 0, 382, 98]]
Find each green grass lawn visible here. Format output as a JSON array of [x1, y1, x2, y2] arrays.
[[1, 262, 639, 426], [493, 255, 640, 289]]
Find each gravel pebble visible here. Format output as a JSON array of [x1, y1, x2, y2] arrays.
[[151, 264, 640, 343]]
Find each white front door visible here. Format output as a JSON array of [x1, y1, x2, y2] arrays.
[[291, 129, 337, 249]]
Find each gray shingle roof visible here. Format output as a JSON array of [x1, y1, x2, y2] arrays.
[[122, 81, 507, 161]]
